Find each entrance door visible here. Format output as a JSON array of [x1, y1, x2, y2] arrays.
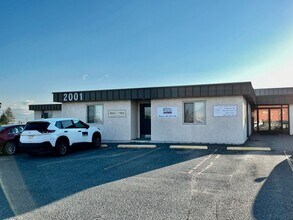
[[140, 104, 151, 138], [270, 108, 282, 132], [254, 105, 289, 134], [258, 109, 269, 132]]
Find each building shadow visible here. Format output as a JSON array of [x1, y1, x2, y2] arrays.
[[253, 160, 293, 219], [0, 145, 211, 219]]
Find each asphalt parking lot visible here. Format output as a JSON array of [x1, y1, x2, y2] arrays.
[[0, 142, 292, 220]]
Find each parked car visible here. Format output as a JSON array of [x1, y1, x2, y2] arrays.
[[0, 124, 25, 155], [19, 118, 101, 156]]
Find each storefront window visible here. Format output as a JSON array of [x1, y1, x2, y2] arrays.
[[184, 101, 206, 124], [87, 105, 103, 124]]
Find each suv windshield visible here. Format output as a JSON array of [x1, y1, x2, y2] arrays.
[[24, 122, 50, 133]]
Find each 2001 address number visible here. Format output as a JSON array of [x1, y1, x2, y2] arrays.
[[63, 93, 83, 102]]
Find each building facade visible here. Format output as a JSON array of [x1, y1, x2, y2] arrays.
[[29, 82, 293, 144]]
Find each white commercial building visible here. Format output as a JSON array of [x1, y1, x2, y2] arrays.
[[29, 82, 293, 144]]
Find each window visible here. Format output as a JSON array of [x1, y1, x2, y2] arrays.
[[8, 127, 18, 134], [24, 122, 50, 132], [87, 105, 103, 124], [73, 119, 88, 128], [61, 120, 74, 129], [55, 121, 63, 129], [16, 126, 24, 133], [184, 101, 206, 124]]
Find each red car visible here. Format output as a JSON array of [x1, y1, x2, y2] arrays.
[[0, 124, 25, 155]]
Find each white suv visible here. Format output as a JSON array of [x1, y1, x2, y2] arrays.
[[20, 118, 101, 156]]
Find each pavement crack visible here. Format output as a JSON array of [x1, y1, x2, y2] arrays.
[[185, 150, 218, 220]]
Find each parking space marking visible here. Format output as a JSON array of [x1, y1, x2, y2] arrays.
[[37, 152, 132, 168], [170, 145, 208, 150], [104, 148, 160, 171], [0, 157, 11, 162], [227, 146, 271, 151], [117, 144, 157, 149], [188, 149, 217, 174], [193, 161, 214, 177], [284, 151, 293, 173]]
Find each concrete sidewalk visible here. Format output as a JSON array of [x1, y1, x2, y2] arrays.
[[245, 134, 293, 152]]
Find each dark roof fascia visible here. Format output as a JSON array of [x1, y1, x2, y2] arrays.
[[29, 104, 62, 111], [255, 87, 293, 96], [256, 95, 293, 105], [52, 82, 256, 104]]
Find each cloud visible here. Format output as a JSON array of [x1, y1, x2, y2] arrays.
[[82, 74, 88, 80], [4, 100, 35, 123]]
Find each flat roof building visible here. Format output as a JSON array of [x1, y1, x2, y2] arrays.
[[29, 82, 293, 144]]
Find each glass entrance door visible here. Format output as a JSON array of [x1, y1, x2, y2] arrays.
[[270, 108, 281, 132], [140, 104, 151, 138], [258, 109, 269, 132], [253, 105, 289, 134]]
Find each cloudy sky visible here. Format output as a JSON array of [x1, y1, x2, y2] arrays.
[[0, 0, 293, 123]]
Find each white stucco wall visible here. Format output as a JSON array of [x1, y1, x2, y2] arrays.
[[248, 103, 252, 136], [61, 101, 132, 141], [289, 105, 293, 135], [151, 96, 248, 144], [242, 100, 248, 141], [37, 96, 251, 144], [34, 111, 42, 119]]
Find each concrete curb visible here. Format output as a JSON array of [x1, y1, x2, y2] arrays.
[[227, 146, 271, 151], [169, 145, 208, 150], [117, 144, 157, 149]]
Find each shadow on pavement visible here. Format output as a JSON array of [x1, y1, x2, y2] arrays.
[[253, 160, 293, 219], [0, 145, 211, 219]]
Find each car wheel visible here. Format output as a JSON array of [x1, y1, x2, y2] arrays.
[[92, 134, 101, 148], [55, 140, 68, 156], [3, 142, 17, 156]]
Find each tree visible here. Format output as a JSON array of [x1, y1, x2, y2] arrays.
[[4, 107, 15, 123], [0, 107, 15, 125], [0, 113, 8, 125]]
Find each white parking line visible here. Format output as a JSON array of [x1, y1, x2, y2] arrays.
[[37, 152, 132, 168], [104, 148, 160, 171], [193, 162, 214, 178], [188, 149, 217, 174], [284, 151, 293, 173]]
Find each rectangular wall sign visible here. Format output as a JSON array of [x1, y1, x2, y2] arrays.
[[108, 110, 126, 118], [157, 107, 177, 118], [213, 105, 237, 117]]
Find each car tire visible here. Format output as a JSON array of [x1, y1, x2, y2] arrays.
[[3, 142, 17, 156], [92, 134, 101, 148], [54, 140, 68, 156]]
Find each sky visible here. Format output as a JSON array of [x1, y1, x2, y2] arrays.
[[0, 0, 293, 123]]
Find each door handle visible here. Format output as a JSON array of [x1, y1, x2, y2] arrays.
[[64, 131, 68, 133], [78, 130, 81, 132]]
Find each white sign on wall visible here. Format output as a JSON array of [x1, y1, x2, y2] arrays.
[[213, 105, 237, 117], [108, 110, 126, 118], [157, 107, 177, 118]]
